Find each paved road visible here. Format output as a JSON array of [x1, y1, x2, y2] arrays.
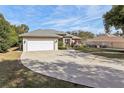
[[21, 50, 124, 88]]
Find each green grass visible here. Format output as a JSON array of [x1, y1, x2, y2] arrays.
[[75, 46, 124, 59], [74, 47, 107, 53], [92, 53, 124, 59]]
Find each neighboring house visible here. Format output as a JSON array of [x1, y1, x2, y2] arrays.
[[20, 29, 81, 51], [85, 35, 124, 49]]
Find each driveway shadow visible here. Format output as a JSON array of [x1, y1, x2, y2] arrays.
[[22, 58, 124, 88], [58, 50, 92, 58], [65, 50, 124, 66], [0, 59, 89, 88]]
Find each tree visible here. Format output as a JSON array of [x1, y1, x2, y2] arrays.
[[0, 13, 12, 52], [15, 24, 29, 47], [67, 30, 94, 40], [78, 31, 94, 40], [103, 5, 124, 35], [0, 13, 29, 52], [9, 25, 18, 46], [16, 24, 29, 34], [103, 20, 111, 34]]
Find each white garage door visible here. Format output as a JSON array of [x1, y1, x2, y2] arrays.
[[27, 40, 54, 51]]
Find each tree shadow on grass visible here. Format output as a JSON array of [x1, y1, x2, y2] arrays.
[[0, 60, 89, 88]]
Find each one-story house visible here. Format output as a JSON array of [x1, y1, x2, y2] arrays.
[[20, 29, 81, 51], [85, 35, 124, 49]]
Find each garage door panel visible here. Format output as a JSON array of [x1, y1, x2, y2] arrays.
[[27, 41, 54, 51]]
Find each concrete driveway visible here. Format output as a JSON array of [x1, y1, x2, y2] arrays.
[[21, 50, 124, 88]]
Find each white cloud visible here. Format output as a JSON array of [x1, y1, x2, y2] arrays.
[[70, 16, 101, 27], [24, 5, 111, 34], [68, 25, 104, 34], [41, 16, 80, 27], [40, 6, 110, 29], [40, 6, 112, 35]]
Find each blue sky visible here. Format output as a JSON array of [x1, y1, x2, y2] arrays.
[[0, 5, 112, 34]]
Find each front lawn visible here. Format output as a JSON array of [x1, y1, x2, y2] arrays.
[[92, 52, 124, 59], [0, 48, 89, 88], [75, 47, 124, 59]]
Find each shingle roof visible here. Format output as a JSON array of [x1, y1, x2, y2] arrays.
[[64, 34, 74, 38], [64, 34, 81, 39], [87, 35, 124, 43], [20, 29, 65, 38], [20, 29, 81, 39], [72, 35, 81, 40]]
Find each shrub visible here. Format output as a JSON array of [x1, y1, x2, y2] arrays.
[[0, 41, 9, 52], [58, 40, 63, 47], [73, 44, 84, 50], [58, 46, 67, 50], [58, 40, 67, 50]]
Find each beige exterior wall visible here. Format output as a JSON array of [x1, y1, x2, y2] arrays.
[[112, 42, 124, 48], [23, 37, 58, 52]]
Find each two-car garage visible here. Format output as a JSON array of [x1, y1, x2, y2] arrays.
[[23, 37, 58, 52], [27, 41, 54, 51], [20, 29, 63, 52]]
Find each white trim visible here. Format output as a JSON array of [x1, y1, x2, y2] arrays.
[[23, 37, 58, 51]]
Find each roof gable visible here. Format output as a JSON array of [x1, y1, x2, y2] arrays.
[[20, 29, 65, 38], [20, 29, 81, 39]]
